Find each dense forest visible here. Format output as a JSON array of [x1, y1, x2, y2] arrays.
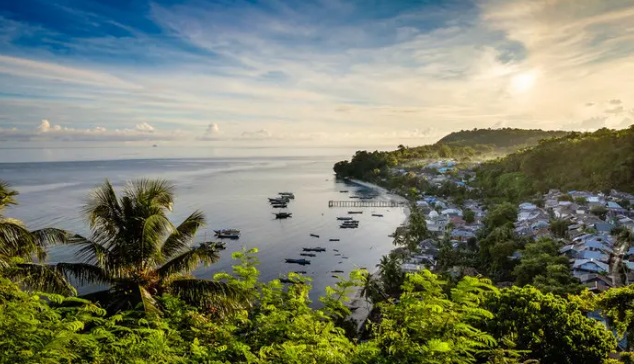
[[437, 128, 569, 152], [477, 127, 634, 201], [2, 179, 633, 363], [333, 128, 568, 180]]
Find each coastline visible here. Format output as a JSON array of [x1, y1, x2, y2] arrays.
[[345, 178, 412, 329]]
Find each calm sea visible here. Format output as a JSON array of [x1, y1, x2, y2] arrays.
[[0, 146, 406, 302]]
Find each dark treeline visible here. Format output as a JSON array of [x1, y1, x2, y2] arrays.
[[438, 128, 569, 152], [477, 127, 634, 202], [334, 128, 568, 181]]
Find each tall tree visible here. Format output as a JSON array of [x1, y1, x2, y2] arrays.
[[43, 179, 243, 313]]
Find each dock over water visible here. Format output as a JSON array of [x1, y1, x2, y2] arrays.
[[328, 200, 407, 208]]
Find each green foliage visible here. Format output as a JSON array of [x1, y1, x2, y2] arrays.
[[512, 238, 583, 296], [437, 128, 569, 152], [598, 285, 634, 350], [484, 203, 518, 231], [591, 205, 609, 220], [477, 127, 634, 200], [550, 218, 572, 238], [482, 286, 617, 364], [364, 271, 503, 364], [463, 209, 476, 224]]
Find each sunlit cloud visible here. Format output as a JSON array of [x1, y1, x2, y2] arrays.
[[0, 0, 632, 146]]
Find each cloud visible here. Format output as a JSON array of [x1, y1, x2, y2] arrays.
[[0, 120, 182, 142], [0, 0, 633, 144], [241, 129, 274, 139], [135, 122, 155, 132], [605, 106, 624, 115]]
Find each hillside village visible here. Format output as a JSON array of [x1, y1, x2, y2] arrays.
[[392, 160, 634, 292]]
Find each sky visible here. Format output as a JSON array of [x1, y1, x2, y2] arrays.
[[0, 0, 633, 147]]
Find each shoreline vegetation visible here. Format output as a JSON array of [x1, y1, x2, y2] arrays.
[[2, 127, 634, 363]]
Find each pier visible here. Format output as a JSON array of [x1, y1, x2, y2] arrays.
[[328, 200, 407, 208]]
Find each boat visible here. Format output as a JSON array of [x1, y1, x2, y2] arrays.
[[331, 275, 339, 278], [302, 247, 326, 252], [272, 203, 288, 208], [340, 224, 359, 229], [275, 212, 292, 219], [214, 229, 241, 239], [333, 249, 339, 252], [337, 217, 353, 221], [349, 196, 360, 199], [300, 253, 316, 257], [372, 214, 384, 217], [334, 253, 341, 256], [339, 190, 349, 193], [348, 211, 363, 214], [329, 238, 340, 242], [310, 233, 320, 238], [278, 192, 295, 199], [294, 271, 307, 274], [279, 278, 293, 284], [269, 197, 289, 203], [331, 270, 344, 273], [285, 258, 311, 265]]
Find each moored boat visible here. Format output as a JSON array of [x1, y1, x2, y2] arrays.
[[348, 211, 363, 214], [331, 270, 344, 273], [329, 238, 340, 241], [275, 212, 292, 219], [372, 214, 384, 217], [214, 229, 240, 239], [337, 217, 353, 221], [309, 233, 319, 238], [278, 192, 295, 199], [285, 258, 311, 265], [302, 247, 326, 252], [271, 203, 288, 208], [300, 253, 316, 257]]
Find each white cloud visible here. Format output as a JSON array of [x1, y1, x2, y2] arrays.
[[135, 122, 155, 132], [0, 120, 182, 142], [241, 129, 273, 139]]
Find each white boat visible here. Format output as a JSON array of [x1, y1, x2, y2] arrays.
[[278, 192, 295, 199]]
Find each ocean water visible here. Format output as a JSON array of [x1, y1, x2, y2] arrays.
[[0, 147, 406, 302]]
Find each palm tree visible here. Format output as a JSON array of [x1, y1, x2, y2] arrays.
[[44, 179, 243, 313], [0, 180, 68, 272]]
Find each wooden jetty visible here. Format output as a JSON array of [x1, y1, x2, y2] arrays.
[[328, 200, 407, 208]]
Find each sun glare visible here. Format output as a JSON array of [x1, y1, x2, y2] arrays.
[[511, 72, 537, 93]]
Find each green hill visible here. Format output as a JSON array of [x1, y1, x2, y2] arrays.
[[477, 126, 634, 201], [437, 128, 569, 153], [334, 128, 569, 180]]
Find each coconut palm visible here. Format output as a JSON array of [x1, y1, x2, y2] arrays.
[[0, 180, 68, 269], [42, 179, 243, 313]]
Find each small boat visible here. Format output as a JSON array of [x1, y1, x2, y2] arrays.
[[337, 217, 353, 221], [340, 190, 349, 193], [272, 203, 288, 208], [348, 211, 363, 214], [269, 197, 289, 203], [349, 196, 360, 199], [372, 214, 384, 217], [278, 192, 295, 199], [294, 271, 307, 274], [300, 253, 316, 257], [331, 270, 344, 273], [214, 229, 240, 239], [342, 256, 349, 259], [285, 258, 311, 265], [310, 233, 320, 238], [331, 275, 339, 278], [279, 278, 293, 284], [275, 212, 292, 219], [302, 247, 326, 252], [329, 238, 340, 242], [333, 249, 339, 252], [334, 253, 341, 256]]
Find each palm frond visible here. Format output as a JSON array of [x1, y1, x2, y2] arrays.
[[9, 263, 76, 296], [106, 281, 159, 313], [31, 228, 72, 261], [53, 262, 112, 286], [168, 278, 248, 308], [160, 210, 206, 261], [155, 242, 221, 278], [66, 234, 113, 267], [124, 179, 175, 211], [0, 180, 18, 210], [84, 179, 124, 234], [141, 213, 174, 266], [0, 218, 38, 260]]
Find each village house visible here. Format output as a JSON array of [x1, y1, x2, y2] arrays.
[[572, 259, 610, 277]]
